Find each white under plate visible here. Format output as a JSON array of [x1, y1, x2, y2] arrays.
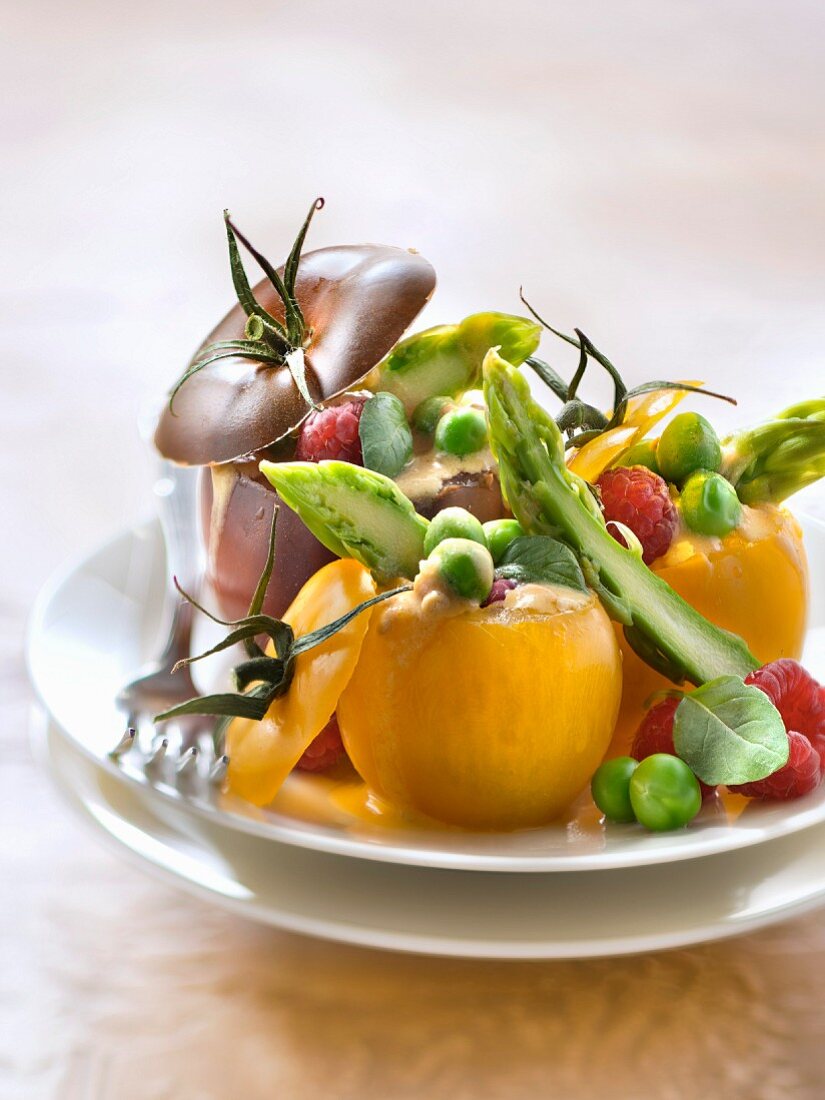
[[27, 515, 825, 873], [36, 711, 825, 958]]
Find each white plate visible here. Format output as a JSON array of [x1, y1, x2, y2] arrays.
[[35, 710, 825, 959], [27, 515, 825, 873]]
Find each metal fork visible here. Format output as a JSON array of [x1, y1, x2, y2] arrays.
[[116, 460, 212, 756]]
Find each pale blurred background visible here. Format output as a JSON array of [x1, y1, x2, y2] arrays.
[[3, 1, 825, 1097]]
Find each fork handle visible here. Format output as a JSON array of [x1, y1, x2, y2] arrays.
[[154, 460, 203, 661]]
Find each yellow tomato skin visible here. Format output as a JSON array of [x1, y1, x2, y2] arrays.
[[337, 592, 622, 829], [615, 506, 809, 742], [226, 559, 376, 806]]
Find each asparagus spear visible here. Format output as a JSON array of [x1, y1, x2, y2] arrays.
[[483, 349, 758, 686], [372, 312, 541, 413], [720, 397, 825, 505], [261, 459, 428, 582]]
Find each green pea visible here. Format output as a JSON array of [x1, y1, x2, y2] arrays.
[[482, 519, 524, 564], [424, 507, 487, 556], [680, 470, 742, 537], [591, 757, 639, 823], [657, 413, 722, 485], [412, 395, 454, 434], [429, 538, 494, 603], [435, 407, 488, 456], [629, 754, 702, 831], [615, 439, 661, 476]]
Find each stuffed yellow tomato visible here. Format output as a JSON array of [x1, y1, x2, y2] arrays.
[[337, 566, 620, 829], [614, 505, 808, 738]]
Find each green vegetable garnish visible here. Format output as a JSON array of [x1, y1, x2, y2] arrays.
[[680, 470, 742, 537], [629, 754, 702, 831], [412, 395, 454, 434], [720, 397, 825, 504], [374, 311, 541, 413], [495, 536, 587, 592], [261, 460, 428, 582], [591, 757, 639, 823], [434, 406, 488, 456], [483, 518, 524, 564], [672, 677, 789, 786], [657, 412, 722, 485], [429, 538, 494, 603], [358, 392, 413, 479], [423, 507, 487, 556], [614, 439, 661, 476]]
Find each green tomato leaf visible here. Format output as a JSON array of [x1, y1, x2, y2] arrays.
[[672, 676, 789, 785], [496, 535, 587, 592], [359, 392, 414, 479]]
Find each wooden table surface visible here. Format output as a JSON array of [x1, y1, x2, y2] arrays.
[[3, 2, 825, 1096]]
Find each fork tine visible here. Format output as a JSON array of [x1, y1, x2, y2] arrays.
[[176, 745, 199, 778], [109, 727, 137, 759], [146, 737, 169, 770], [208, 755, 230, 786]]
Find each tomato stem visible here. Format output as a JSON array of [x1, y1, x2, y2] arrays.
[[167, 199, 325, 413], [519, 290, 736, 449]]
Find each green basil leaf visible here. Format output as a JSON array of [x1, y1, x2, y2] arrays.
[[359, 392, 414, 479], [673, 676, 789, 785], [496, 535, 587, 592]]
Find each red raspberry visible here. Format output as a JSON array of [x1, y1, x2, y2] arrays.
[[631, 696, 716, 799], [596, 466, 678, 565], [295, 398, 366, 463], [745, 659, 825, 766], [294, 715, 347, 772], [482, 578, 518, 606], [730, 730, 822, 801]]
